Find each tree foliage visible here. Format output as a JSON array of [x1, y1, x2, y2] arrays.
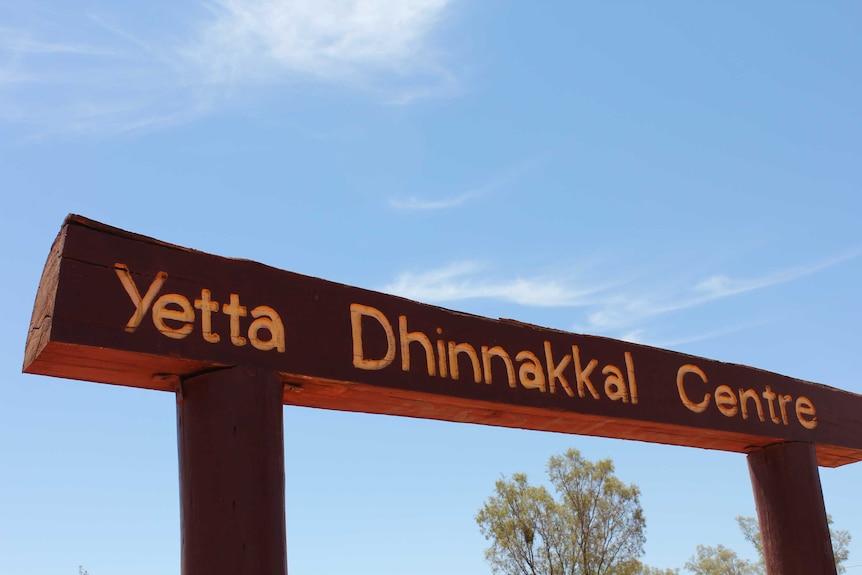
[[636, 565, 679, 575], [735, 514, 851, 575], [829, 523, 852, 574], [684, 544, 758, 575], [684, 515, 851, 575], [476, 449, 646, 575]]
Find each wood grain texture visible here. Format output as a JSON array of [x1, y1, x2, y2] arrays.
[[23, 215, 862, 467], [748, 443, 837, 575], [177, 367, 286, 575]]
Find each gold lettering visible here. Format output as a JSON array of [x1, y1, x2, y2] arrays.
[[572, 346, 599, 399], [762, 386, 780, 424], [482, 345, 515, 387], [739, 388, 765, 422], [222, 294, 247, 346], [677, 364, 710, 413], [516, 351, 546, 392], [350, 303, 396, 370], [248, 305, 285, 352], [602, 364, 629, 403], [714, 385, 738, 417], [796, 396, 817, 429], [448, 342, 481, 383], [152, 293, 194, 340], [625, 352, 638, 405], [674, 364, 815, 430], [114, 263, 167, 333], [778, 394, 792, 425], [436, 328, 448, 378], [544, 341, 573, 396], [194, 289, 220, 343], [399, 316, 436, 376]]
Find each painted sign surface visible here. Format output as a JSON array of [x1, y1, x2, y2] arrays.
[[24, 216, 862, 466]]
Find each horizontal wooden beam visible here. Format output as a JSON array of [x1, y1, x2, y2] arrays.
[[24, 215, 862, 467]]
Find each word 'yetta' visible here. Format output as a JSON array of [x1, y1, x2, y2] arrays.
[[115, 264, 285, 352], [350, 303, 639, 403]]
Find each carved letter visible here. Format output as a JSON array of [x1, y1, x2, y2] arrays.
[[796, 396, 817, 430], [350, 304, 396, 370], [544, 342, 573, 396], [194, 289, 221, 343], [739, 388, 765, 422], [714, 385, 738, 417], [603, 364, 629, 403], [114, 263, 167, 333], [448, 342, 481, 383], [572, 346, 600, 399], [152, 293, 194, 340], [762, 386, 780, 424], [249, 305, 285, 352], [625, 352, 638, 405], [677, 364, 710, 413], [482, 345, 515, 387], [222, 293, 248, 346], [516, 351, 546, 392], [400, 316, 436, 376]]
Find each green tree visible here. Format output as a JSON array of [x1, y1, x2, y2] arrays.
[[684, 544, 758, 575], [636, 565, 679, 575], [476, 449, 647, 575], [734, 517, 762, 560], [735, 515, 851, 574], [684, 515, 851, 575]]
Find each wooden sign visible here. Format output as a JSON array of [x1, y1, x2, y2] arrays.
[[24, 215, 862, 467]]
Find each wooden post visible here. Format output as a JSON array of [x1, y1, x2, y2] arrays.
[[747, 442, 835, 575], [176, 367, 287, 575]]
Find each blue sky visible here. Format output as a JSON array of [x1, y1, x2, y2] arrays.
[[2, 1, 861, 573]]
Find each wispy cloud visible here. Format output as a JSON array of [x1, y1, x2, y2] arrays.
[[185, 0, 453, 87], [381, 262, 608, 307], [389, 190, 479, 211], [0, 27, 115, 57], [389, 157, 542, 211], [382, 250, 861, 344], [584, 249, 862, 332], [0, 1, 456, 136], [648, 320, 770, 348]]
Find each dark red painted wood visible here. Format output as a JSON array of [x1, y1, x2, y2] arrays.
[[23, 215, 862, 466], [177, 367, 286, 575], [748, 442, 836, 575]]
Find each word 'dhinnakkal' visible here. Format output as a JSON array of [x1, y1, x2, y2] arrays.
[[350, 303, 638, 403]]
